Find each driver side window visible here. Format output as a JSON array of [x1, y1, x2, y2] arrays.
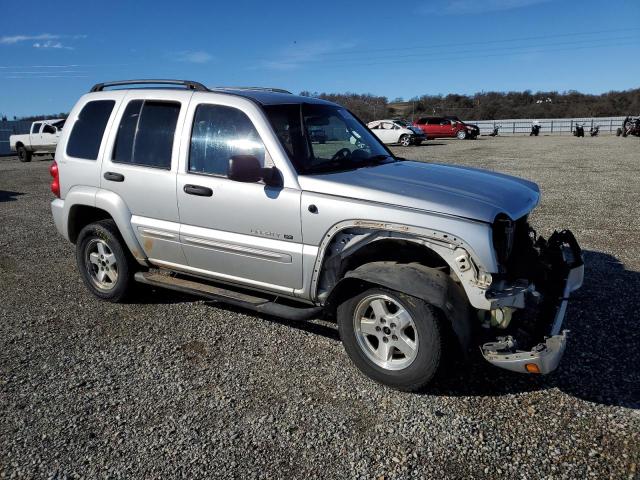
[[189, 104, 271, 176]]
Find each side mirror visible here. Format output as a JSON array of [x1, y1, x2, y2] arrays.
[[228, 155, 281, 187]]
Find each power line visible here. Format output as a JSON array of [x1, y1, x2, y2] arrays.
[[304, 35, 640, 66], [264, 27, 640, 61], [294, 39, 640, 69]]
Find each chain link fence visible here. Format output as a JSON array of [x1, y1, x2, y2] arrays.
[[0, 120, 33, 156], [465, 116, 628, 136]]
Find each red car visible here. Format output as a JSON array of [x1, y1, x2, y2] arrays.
[[413, 116, 479, 140]]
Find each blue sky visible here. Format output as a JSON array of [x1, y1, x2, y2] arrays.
[[1, 0, 639, 117]]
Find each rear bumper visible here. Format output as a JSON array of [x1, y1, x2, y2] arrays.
[[481, 230, 584, 374], [50, 198, 68, 240]]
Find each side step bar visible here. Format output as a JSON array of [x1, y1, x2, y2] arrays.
[[134, 272, 323, 321]]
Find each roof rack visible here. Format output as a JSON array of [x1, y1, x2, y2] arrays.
[[90, 79, 209, 92], [212, 86, 292, 94]]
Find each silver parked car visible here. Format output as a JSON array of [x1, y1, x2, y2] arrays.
[[50, 80, 583, 391], [367, 119, 426, 146]]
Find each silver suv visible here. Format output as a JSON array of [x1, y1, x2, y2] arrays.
[[50, 79, 584, 391]]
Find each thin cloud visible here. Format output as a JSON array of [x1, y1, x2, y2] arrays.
[[1, 34, 59, 45], [1, 33, 87, 48], [261, 40, 357, 70], [420, 0, 552, 15], [174, 51, 213, 63], [33, 40, 73, 50]]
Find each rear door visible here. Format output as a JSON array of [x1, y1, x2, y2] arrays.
[[175, 94, 303, 294], [30, 122, 42, 149], [100, 90, 193, 266]]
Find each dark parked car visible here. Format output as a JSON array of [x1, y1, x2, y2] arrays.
[[414, 116, 479, 140], [309, 128, 328, 144], [445, 116, 480, 139]]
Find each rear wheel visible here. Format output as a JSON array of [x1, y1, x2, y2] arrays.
[[76, 220, 137, 302], [17, 146, 31, 162], [338, 288, 442, 391], [456, 130, 467, 140], [399, 134, 411, 147]]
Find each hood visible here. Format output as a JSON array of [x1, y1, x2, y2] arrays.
[[298, 160, 540, 223]]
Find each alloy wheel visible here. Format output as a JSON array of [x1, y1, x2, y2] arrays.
[[85, 239, 118, 291], [353, 294, 418, 370]]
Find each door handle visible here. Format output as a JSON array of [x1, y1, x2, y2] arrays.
[[104, 171, 125, 182], [184, 184, 213, 197]]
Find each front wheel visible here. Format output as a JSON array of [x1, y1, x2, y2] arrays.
[[338, 288, 442, 391], [456, 130, 467, 140], [76, 220, 137, 302], [17, 146, 32, 162], [399, 134, 411, 147]]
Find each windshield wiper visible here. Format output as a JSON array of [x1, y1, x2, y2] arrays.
[[357, 154, 397, 168], [302, 160, 360, 175], [302, 154, 398, 175]]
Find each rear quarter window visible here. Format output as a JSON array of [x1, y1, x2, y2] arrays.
[[66, 100, 116, 160]]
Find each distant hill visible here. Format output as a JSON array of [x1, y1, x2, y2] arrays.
[[302, 88, 640, 122]]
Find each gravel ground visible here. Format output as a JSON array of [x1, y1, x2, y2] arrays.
[[1, 136, 639, 479]]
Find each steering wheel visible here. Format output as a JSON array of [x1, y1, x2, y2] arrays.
[[331, 148, 352, 161]]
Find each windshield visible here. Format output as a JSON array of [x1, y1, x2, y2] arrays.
[[264, 103, 395, 175]]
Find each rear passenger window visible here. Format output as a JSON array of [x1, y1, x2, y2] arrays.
[[112, 100, 180, 169], [189, 104, 267, 176], [66, 100, 115, 160]]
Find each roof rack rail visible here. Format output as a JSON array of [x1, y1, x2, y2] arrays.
[[213, 86, 292, 94], [90, 79, 209, 92]]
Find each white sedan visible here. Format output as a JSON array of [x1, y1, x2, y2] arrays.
[[367, 119, 426, 146]]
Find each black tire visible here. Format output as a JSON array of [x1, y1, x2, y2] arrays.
[[616, 128, 622, 137], [75, 219, 137, 302], [17, 145, 32, 163], [337, 287, 442, 392], [456, 130, 467, 140], [399, 134, 411, 147]]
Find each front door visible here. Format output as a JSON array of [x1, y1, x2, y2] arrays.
[[176, 100, 303, 294], [40, 123, 60, 152], [378, 121, 397, 144]]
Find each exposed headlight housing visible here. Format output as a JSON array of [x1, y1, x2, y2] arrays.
[[492, 214, 515, 267]]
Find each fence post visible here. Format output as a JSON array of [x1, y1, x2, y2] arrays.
[[570, 120, 573, 136], [610, 119, 613, 133], [513, 121, 516, 135], [551, 120, 553, 133]]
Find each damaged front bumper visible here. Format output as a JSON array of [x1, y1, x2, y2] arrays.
[[481, 230, 584, 374]]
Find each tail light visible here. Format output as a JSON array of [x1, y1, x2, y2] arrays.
[[49, 161, 60, 198]]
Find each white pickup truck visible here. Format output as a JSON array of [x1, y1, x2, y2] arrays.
[[10, 119, 65, 162]]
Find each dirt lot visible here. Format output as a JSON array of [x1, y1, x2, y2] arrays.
[[1, 136, 638, 479]]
